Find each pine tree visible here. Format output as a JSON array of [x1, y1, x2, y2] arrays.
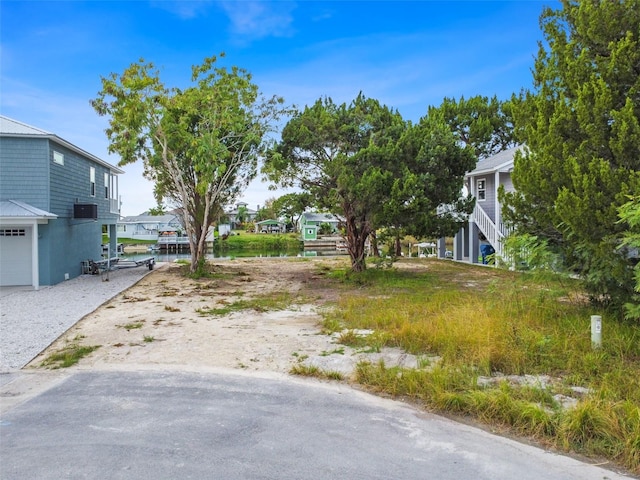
[[503, 0, 640, 311]]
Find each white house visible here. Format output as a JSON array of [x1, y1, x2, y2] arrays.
[[226, 201, 259, 229], [438, 146, 521, 264], [117, 212, 183, 241]]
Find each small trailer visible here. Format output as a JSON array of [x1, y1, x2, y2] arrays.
[[85, 256, 155, 275], [115, 256, 156, 270]]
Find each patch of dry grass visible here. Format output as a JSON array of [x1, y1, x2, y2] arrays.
[[321, 258, 640, 474]]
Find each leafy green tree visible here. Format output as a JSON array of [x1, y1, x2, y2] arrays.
[[255, 197, 278, 222], [264, 93, 475, 270], [92, 54, 286, 273], [147, 205, 166, 216], [263, 94, 405, 272], [428, 95, 515, 159], [235, 204, 249, 227], [379, 115, 476, 255], [619, 196, 640, 321], [272, 192, 312, 231], [501, 0, 640, 311]]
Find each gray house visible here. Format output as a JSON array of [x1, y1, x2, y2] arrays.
[[118, 212, 183, 241], [0, 115, 123, 288], [226, 201, 258, 229], [439, 146, 520, 264]]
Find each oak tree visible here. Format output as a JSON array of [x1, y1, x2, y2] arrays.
[[263, 94, 404, 272], [378, 115, 476, 255], [428, 95, 515, 160], [264, 93, 475, 270]]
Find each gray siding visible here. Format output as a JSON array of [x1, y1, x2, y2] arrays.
[[472, 172, 514, 224], [1, 135, 119, 286], [472, 174, 497, 222], [46, 139, 117, 284], [48, 139, 117, 220], [44, 219, 103, 284], [499, 172, 515, 193], [37, 223, 52, 285], [0, 137, 50, 210]]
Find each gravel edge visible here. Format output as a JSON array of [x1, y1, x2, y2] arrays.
[[0, 265, 162, 371]]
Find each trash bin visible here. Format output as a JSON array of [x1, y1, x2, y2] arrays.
[[480, 244, 495, 264]]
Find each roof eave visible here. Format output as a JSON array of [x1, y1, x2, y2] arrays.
[[1, 131, 124, 174], [467, 161, 514, 177], [0, 215, 57, 224]]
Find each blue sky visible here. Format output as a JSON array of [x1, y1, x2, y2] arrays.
[[1, 0, 555, 216]]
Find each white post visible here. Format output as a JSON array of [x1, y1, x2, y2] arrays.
[[495, 170, 501, 232], [591, 315, 602, 349], [32, 223, 39, 290], [104, 243, 110, 282]]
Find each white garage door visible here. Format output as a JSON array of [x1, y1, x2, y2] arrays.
[[0, 227, 32, 286]]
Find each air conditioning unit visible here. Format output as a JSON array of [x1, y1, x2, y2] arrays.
[[74, 203, 98, 219]]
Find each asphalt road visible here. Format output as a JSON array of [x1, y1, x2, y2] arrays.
[[0, 370, 631, 480]]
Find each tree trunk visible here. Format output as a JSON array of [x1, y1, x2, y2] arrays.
[[394, 234, 402, 257], [189, 211, 214, 274], [188, 221, 203, 273], [343, 209, 370, 272], [370, 232, 380, 257]]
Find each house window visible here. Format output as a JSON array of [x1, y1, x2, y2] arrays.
[[104, 172, 109, 199], [0, 228, 26, 236], [477, 179, 486, 201], [90, 167, 96, 196], [53, 151, 64, 165]]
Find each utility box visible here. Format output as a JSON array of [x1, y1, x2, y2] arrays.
[[74, 203, 98, 220]]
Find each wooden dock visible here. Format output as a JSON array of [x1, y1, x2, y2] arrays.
[[157, 235, 190, 251], [303, 235, 345, 249]]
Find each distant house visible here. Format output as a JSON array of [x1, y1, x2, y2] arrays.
[[439, 146, 520, 264], [254, 219, 286, 234], [118, 212, 183, 241], [302, 224, 319, 241], [0, 115, 123, 288], [226, 201, 258, 229], [298, 212, 341, 236]]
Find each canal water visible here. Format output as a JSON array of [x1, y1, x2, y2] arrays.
[[119, 248, 343, 263]]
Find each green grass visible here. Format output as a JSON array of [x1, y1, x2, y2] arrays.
[[102, 236, 156, 245], [321, 258, 640, 475], [41, 344, 100, 368], [118, 321, 145, 330], [289, 363, 345, 381], [214, 231, 302, 253], [196, 291, 298, 316]]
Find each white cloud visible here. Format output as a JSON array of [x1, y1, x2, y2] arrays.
[[217, 0, 296, 40], [150, 0, 215, 20]]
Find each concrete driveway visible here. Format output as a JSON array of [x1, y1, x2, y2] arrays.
[[0, 369, 632, 480]]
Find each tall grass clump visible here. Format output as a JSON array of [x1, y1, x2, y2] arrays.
[[325, 258, 640, 474]]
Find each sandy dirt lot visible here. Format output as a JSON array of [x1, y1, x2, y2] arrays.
[[28, 257, 417, 377]]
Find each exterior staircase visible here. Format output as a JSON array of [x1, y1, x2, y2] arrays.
[[472, 205, 510, 260]]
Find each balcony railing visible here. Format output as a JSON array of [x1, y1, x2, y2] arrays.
[[109, 198, 119, 214], [472, 205, 510, 259]]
